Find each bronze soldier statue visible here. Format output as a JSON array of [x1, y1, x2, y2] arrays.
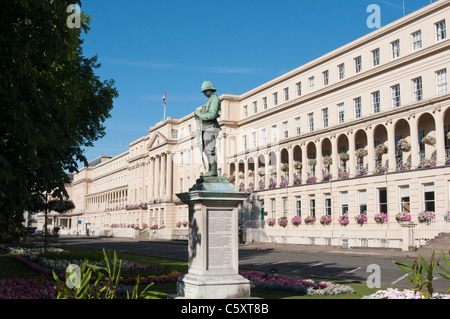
[[194, 81, 221, 177]]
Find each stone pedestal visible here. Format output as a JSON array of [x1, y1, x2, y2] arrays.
[[175, 176, 251, 299]]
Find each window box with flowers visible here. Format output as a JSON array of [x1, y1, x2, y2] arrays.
[[322, 172, 332, 182], [280, 180, 289, 188], [418, 211, 436, 224], [338, 215, 349, 225], [323, 156, 332, 166], [269, 182, 277, 189], [373, 165, 388, 174], [339, 152, 350, 162], [374, 213, 388, 224], [293, 177, 302, 185], [281, 163, 289, 172], [356, 214, 368, 225], [228, 175, 235, 183], [356, 148, 368, 158], [395, 212, 411, 223], [306, 176, 317, 184], [375, 144, 388, 156], [338, 171, 349, 179], [267, 218, 276, 227], [291, 216, 302, 226], [278, 216, 288, 228], [399, 162, 411, 171], [419, 159, 436, 169], [320, 215, 332, 225], [421, 136, 436, 146], [304, 216, 316, 224], [397, 139, 411, 152], [355, 168, 368, 177]]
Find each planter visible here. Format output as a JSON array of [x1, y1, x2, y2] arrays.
[[395, 212, 411, 223], [291, 216, 302, 226], [320, 215, 332, 225], [397, 139, 411, 152], [374, 213, 388, 224], [278, 217, 288, 228], [375, 144, 388, 156], [338, 215, 349, 225], [304, 216, 316, 225]]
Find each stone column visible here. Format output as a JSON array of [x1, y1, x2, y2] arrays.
[[409, 114, 419, 168], [387, 120, 396, 172], [434, 108, 445, 165], [331, 135, 338, 179], [155, 155, 160, 199], [348, 131, 355, 177], [166, 151, 173, 201], [367, 126, 375, 173], [288, 147, 294, 185]]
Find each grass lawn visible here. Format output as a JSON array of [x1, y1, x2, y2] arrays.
[[0, 243, 382, 299]]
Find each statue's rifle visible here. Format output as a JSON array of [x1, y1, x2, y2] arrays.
[[195, 114, 207, 173]]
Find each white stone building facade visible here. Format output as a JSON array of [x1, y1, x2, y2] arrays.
[[35, 1, 450, 250]]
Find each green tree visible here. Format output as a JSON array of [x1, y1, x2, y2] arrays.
[[0, 0, 118, 241]]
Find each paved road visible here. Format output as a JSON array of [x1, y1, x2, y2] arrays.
[[59, 237, 450, 293]]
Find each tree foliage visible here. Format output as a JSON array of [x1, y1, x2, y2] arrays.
[[0, 0, 118, 241]]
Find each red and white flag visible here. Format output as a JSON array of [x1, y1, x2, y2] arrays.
[[162, 90, 167, 108]]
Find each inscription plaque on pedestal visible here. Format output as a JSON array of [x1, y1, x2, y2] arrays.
[[208, 210, 233, 269]]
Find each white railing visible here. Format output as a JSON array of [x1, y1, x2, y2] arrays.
[[413, 212, 450, 248]]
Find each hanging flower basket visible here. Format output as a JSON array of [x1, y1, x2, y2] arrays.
[[291, 216, 302, 226], [375, 144, 388, 156], [323, 156, 332, 166], [281, 163, 289, 172], [320, 215, 332, 225], [258, 168, 265, 176], [294, 161, 302, 169], [304, 216, 316, 224], [308, 159, 317, 166], [339, 215, 349, 225], [248, 170, 254, 177], [395, 212, 411, 223], [339, 152, 349, 161], [278, 216, 288, 228], [267, 218, 276, 227], [176, 221, 182, 228], [374, 213, 388, 224], [421, 136, 436, 146], [268, 165, 276, 175], [182, 221, 188, 227], [356, 148, 368, 158], [238, 172, 245, 179], [397, 139, 411, 152]]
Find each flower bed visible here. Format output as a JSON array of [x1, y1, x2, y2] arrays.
[[13, 254, 183, 286], [0, 278, 57, 299], [240, 270, 355, 296], [362, 288, 450, 299]]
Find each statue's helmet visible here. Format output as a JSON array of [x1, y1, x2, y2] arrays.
[[201, 81, 216, 92]]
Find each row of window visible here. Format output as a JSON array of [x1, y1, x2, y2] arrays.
[[243, 19, 447, 119], [269, 183, 435, 220], [241, 69, 447, 149]]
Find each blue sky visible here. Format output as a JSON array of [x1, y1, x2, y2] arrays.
[[78, 0, 436, 163]]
